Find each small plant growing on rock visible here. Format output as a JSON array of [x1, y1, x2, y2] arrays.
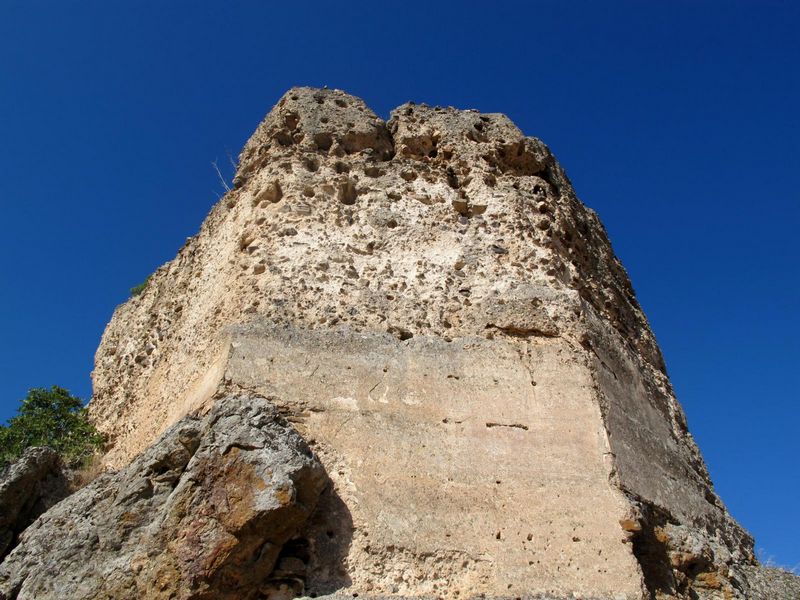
[[0, 386, 104, 467], [130, 275, 151, 297]]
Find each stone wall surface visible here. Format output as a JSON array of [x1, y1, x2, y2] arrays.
[[80, 87, 783, 598], [220, 323, 643, 598]]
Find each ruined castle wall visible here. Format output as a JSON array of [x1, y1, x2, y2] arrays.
[[89, 87, 755, 598]]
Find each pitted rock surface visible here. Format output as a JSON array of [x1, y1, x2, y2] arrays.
[[90, 87, 664, 467], [0, 397, 328, 600], [83, 88, 782, 598]]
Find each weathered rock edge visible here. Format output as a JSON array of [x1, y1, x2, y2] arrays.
[[0, 447, 70, 561], [0, 397, 329, 600]]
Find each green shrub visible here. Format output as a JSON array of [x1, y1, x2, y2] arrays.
[[0, 386, 105, 467], [130, 276, 151, 297]]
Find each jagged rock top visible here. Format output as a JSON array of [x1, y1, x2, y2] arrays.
[[91, 87, 666, 465], [233, 87, 659, 363], [236, 87, 553, 184], [237, 87, 394, 182]]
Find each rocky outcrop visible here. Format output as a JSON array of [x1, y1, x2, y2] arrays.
[[82, 87, 791, 598], [90, 88, 666, 470], [739, 565, 800, 599], [0, 447, 69, 561], [0, 397, 329, 600]]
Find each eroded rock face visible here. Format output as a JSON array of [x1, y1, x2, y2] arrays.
[[0, 447, 69, 561], [0, 397, 328, 600], [739, 566, 800, 600], [85, 88, 777, 598], [90, 87, 664, 468]]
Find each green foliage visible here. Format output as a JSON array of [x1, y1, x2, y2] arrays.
[[0, 386, 104, 467], [130, 275, 151, 297]]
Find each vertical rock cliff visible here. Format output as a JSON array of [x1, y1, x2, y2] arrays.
[[84, 88, 759, 599]]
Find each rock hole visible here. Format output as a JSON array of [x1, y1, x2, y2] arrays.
[[337, 180, 358, 205], [388, 325, 413, 341], [239, 233, 256, 251], [275, 131, 294, 146], [314, 132, 333, 152], [335, 98, 347, 107], [446, 167, 459, 189], [254, 181, 282, 205], [284, 113, 299, 130]]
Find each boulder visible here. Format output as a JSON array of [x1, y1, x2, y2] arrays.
[[0, 447, 69, 560], [0, 397, 328, 600]]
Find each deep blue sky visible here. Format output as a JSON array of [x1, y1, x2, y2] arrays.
[[1, 0, 797, 569]]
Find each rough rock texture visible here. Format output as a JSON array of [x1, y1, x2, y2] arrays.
[[0, 447, 69, 561], [739, 566, 800, 599], [86, 87, 783, 598], [91, 87, 664, 468], [0, 397, 328, 600]]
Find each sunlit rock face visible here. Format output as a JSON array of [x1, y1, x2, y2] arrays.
[[0, 397, 330, 600], [86, 88, 761, 599]]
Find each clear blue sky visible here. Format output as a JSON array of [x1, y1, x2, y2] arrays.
[[1, 0, 797, 569]]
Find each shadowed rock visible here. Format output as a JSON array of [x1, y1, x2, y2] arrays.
[[0, 447, 70, 561]]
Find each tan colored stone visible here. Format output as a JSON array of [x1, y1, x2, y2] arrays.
[[88, 87, 759, 598]]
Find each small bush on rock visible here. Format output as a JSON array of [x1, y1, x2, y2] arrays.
[[130, 276, 151, 297], [0, 386, 104, 467]]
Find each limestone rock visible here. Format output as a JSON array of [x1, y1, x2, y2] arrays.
[[0, 447, 70, 560], [739, 565, 800, 599], [0, 397, 328, 600], [85, 87, 788, 598]]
